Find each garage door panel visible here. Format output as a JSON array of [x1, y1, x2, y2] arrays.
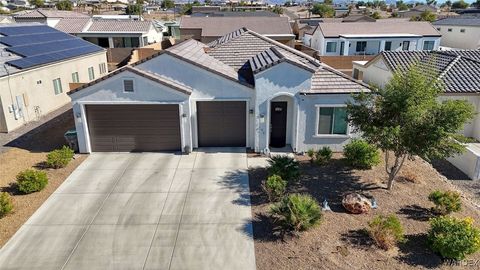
[[86, 105, 181, 152], [197, 101, 246, 147]]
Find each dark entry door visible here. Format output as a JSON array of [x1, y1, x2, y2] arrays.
[[270, 102, 287, 148]]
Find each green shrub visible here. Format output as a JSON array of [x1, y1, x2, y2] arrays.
[[307, 149, 315, 163], [270, 193, 322, 231], [427, 216, 480, 260], [428, 190, 462, 215], [368, 214, 404, 250], [343, 139, 380, 169], [315, 147, 332, 165], [263, 175, 287, 202], [267, 155, 300, 182], [46, 146, 74, 169], [0, 192, 13, 218], [16, 169, 48, 194]]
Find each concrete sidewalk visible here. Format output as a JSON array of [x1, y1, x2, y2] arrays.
[[0, 148, 256, 270]]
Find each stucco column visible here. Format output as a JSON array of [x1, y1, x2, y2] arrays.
[[108, 37, 114, 48], [343, 40, 350, 56], [379, 40, 386, 53]]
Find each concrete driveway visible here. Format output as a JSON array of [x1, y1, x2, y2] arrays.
[[0, 148, 256, 270]]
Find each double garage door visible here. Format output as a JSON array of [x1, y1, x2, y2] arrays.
[[86, 101, 246, 152]]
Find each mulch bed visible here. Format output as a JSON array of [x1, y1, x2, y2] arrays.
[[249, 153, 480, 270]]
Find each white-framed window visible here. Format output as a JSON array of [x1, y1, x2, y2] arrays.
[[460, 29, 466, 33], [423, 40, 435, 50], [315, 105, 348, 136], [99, 63, 107, 74], [326, 42, 337, 53], [53, 78, 63, 95], [123, 79, 134, 92], [71, 72, 79, 83], [356, 41, 367, 52], [88, 66, 95, 81]]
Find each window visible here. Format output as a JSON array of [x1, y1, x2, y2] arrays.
[[460, 29, 466, 33], [423, 40, 435, 50], [384, 41, 392, 51], [402, 41, 410, 51], [71, 72, 79, 83], [88, 67, 95, 81], [53, 78, 63, 95], [316, 106, 348, 135], [143, 36, 148, 46], [448, 28, 452, 32], [123, 79, 134, 92], [112, 37, 140, 48], [326, 42, 337, 53], [99, 63, 106, 74], [356, 41, 367, 52]]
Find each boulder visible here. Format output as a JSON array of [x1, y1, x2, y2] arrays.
[[342, 193, 372, 214]]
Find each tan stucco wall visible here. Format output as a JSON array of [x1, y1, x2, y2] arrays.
[[436, 25, 480, 50], [0, 51, 107, 133]]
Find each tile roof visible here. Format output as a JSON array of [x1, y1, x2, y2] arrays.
[[54, 18, 90, 34], [319, 21, 440, 37], [380, 50, 480, 93], [179, 16, 293, 37], [86, 20, 152, 33], [14, 9, 89, 19], [166, 39, 244, 85], [307, 66, 367, 94], [433, 16, 480, 26]]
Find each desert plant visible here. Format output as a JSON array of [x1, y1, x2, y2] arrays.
[[401, 171, 419, 183], [427, 216, 480, 260], [263, 174, 287, 202], [46, 146, 74, 169], [315, 147, 332, 165], [267, 155, 300, 182], [343, 139, 381, 169], [367, 214, 404, 250], [307, 149, 316, 163], [0, 192, 13, 218], [16, 169, 48, 194], [270, 193, 322, 231], [428, 190, 462, 215]]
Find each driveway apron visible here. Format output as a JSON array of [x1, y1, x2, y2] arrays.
[[0, 147, 256, 270]]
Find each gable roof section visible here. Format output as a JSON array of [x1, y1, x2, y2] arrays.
[[319, 21, 440, 38], [433, 16, 480, 27], [69, 66, 192, 96], [306, 65, 368, 94], [14, 9, 89, 19], [378, 50, 480, 93], [86, 20, 152, 33], [180, 16, 293, 37], [248, 47, 317, 74], [207, 28, 320, 71], [54, 18, 90, 34]]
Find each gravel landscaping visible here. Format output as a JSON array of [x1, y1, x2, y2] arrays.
[[249, 153, 480, 270]]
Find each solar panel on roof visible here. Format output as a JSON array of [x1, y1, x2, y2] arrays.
[[0, 32, 73, 47], [0, 25, 58, 36]]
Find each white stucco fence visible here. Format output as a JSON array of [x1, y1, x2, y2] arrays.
[[448, 143, 480, 181]]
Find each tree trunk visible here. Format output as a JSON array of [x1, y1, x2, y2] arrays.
[[385, 152, 407, 190]]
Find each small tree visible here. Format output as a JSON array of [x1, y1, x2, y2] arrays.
[[347, 65, 475, 190], [126, 4, 142, 15], [311, 3, 335, 17], [271, 5, 284, 14], [161, 0, 174, 9], [451, 0, 469, 9], [56, 0, 72, 10], [28, 0, 44, 7], [410, 10, 436, 22], [370, 11, 381, 19]]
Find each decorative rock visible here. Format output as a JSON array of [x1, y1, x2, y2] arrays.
[[342, 193, 372, 214], [322, 199, 331, 211], [371, 198, 378, 209]]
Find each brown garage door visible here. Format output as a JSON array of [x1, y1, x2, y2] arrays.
[[197, 101, 246, 147], [86, 105, 181, 152]]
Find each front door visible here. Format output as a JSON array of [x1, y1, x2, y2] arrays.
[[270, 102, 287, 148]]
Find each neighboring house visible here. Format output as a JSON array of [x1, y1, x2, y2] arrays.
[[191, 11, 280, 17], [0, 15, 14, 24], [352, 50, 480, 180], [13, 9, 89, 27], [0, 24, 107, 133], [68, 27, 368, 154], [305, 21, 441, 56], [433, 16, 480, 50], [398, 4, 439, 18], [179, 16, 295, 46], [293, 16, 374, 41], [54, 18, 163, 48]]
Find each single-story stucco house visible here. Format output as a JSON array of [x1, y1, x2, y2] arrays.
[[68, 27, 369, 154]]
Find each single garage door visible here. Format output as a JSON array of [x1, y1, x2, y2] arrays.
[[86, 105, 181, 152], [197, 101, 246, 147]]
